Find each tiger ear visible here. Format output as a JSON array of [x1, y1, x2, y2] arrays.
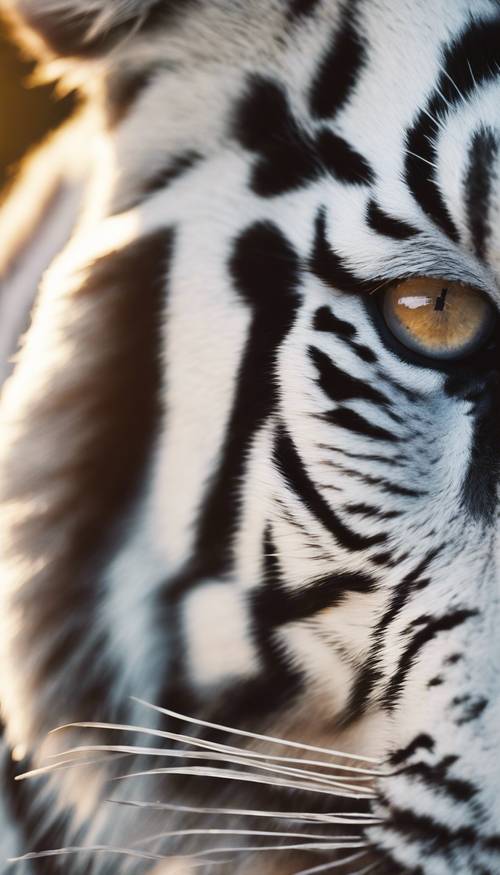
[[3, 0, 166, 59]]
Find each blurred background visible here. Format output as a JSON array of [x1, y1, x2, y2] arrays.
[[0, 15, 73, 194]]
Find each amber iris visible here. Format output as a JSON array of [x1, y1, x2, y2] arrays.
[[382, 277, 495, 360]]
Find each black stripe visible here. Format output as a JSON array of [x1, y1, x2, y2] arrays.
[[446, 369, 500, 523], [350, 341, 377, 364], [324, 406, 398, 442], [366, 199, 419, 240], [241, 525, 303, 723], [104, 68, 155, 127], [191, 223, 300, 578], [324, 445, 405, 464], [313, 306, 378, 364], [331, 463, 425, 498], [310, 208, 373, 293], [233, 78, 373, 196], [233, 76, 319, 197], [402, 757, 478, 804], [255, 526, 376, 627], [384, 609, 478, 710], [142, 150, 202, 198], [310, 4, 366, 120], [376, 548, 442, 636], [404, 16, 500, 241], [274, 424, 386, 550], [288, 0, 322, 19], [7, 230, 173, 739], [405, 123, 458, 241], [453, 695, 487, 726], [313, 305, 356, 338], [384, 802, 500, 857], [340, 550, 441, 726], [344, 502, 402, 521], [309, 345, 389, 406], [317, 130, 374, 185], [465, 127, 498, 261], [389, 734, 435, 767]]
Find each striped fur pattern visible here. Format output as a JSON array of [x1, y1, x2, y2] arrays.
[[0, 0, 499, 872]]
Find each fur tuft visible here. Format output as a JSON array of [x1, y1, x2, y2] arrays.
[[1, 0, 173, 58]]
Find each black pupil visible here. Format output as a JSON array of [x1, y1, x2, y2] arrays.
[[434, 287, 448, 312]]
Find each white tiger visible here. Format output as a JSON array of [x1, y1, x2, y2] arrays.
[[0, 1, 499, 873]]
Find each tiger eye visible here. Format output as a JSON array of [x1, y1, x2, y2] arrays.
[[382, 277, 495, 361]]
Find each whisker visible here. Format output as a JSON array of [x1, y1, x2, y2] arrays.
[[187, 841, 368, 856], [293, 851, 369, 874], [439, 66, 466, 102], [418, 105, 446, 132], [350, 862, 384, 875], [14, 752, 133, 782], [130, 828, 358, 846], [105, 798, 381, 826], [404, 149, 439, 170], [467, 60, 478, 90], [48, 740, 379, 780], [46, 744, 375, 794], [48, 720, 381, 775], [9, 847, 224, 865], [109, 764, 375, 799], [131, 698, 380, 764]]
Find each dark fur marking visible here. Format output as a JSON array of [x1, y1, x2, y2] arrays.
[[325, 460, 426, 498], [235, 526, 304, 724], [386, 803, 500, 858], [234, 79, 373, 196], [341, 550, 442, 726], [311, 208, 373, 293], [325, 406, 398, 442], [389, 734, 435, 767], [190, 223, 300, 580], [288, 0, 322, 19], [142, 150, 202, 198], [313, 306, 378, 363], [366, 199, 419, 240], [104, 68, 155, 127], [310, 4, 366, 120], [454, 696, 488, 726], [309, 345, 389, 406], [465, 127, 498, 261], [321, 445, 403, 464], [402, 758, 478, 804], [255, 526, 376, 627], [4, 230, 172, 739], [233, 76, 318, 196], [275, 424, 386, 551], [313, 305, 356, 338], [385, 610, 478, 710], [317, 129, 374, 185], [344, 502, 402, 521], [377, 548, 442, 636], [446, 369, 500, 522], [404, 16, 500, 241], [352, 342, 377, 364]]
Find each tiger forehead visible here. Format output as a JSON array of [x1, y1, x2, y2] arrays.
[[91, 0, 500, 293]]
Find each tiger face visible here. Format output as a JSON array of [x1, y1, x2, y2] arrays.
[[0, 1, 499, 873]]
